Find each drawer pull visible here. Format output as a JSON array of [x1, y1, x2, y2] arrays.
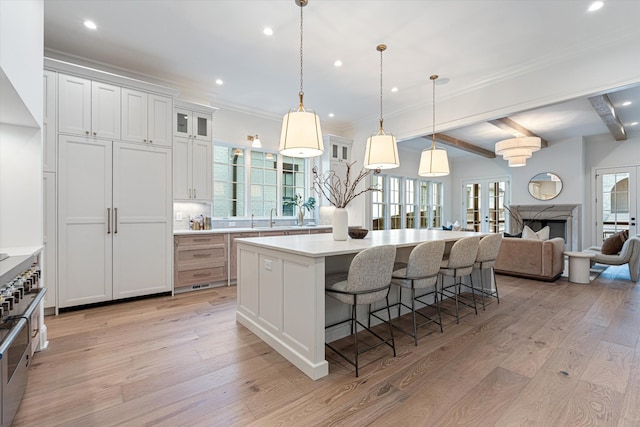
[[192, 238, 212, 242], [193, 272, 212, 278], [192, 253, 212, 258]]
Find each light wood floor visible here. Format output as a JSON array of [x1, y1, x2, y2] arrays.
[[14, 265, 640, 426]]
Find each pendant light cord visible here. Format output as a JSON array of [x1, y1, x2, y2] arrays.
[[299, 3, 304, 101], [431, 74, 438, 150], [379, 47, 383, 128]]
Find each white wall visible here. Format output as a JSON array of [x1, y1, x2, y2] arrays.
[[0, 0, 44, 127]]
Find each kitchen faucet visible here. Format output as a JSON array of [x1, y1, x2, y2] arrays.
[[270, 208, 277, 228]]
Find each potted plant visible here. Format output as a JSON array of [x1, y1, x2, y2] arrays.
[[283, 194, 316, 226]]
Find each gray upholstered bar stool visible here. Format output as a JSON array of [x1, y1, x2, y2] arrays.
[[439, 236, 481, 323], [473, 233, 503, 310], [372, 240, 445, 346], [325, 245, 397, 377]]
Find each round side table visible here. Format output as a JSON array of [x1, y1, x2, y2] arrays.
[[564, 251, 595, 284]]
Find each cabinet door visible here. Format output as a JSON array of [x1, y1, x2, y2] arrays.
[[175, 108, 191, 138], [229, 232, 259, 281], [43, 172, 57, 309], [43, 70, 57, 172], [192, 112, 212, 141], [173, 137, 191, 200], [58, 136, 113, 308], [121, 88, 148, 144], [91, 81, 121, 139], [58, 73, 91, 136], [112, 142, 172, 299], [148, 94, 172, 147], [191, 139, 212, 200]]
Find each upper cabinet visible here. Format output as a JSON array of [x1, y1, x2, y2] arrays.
[[174, 105, 213, 141], [58, 73, 121, 139], [43, 70, 57, 172], [122, 88, 172, 147]]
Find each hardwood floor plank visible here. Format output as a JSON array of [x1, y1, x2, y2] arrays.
[[618, 351, 640, 427], [583, 287, 627, 327], [554, 380, 623, 427], [580, 341, 634, 394]]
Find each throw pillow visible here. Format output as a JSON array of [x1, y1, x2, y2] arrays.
[[522, 225, 550, 240], [442, 225, 452, 231], [601, 230, 629, 255]]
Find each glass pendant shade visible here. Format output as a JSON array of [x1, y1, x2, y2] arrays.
[[418, 147, 450, 177], [364, 131, 399, 170], [279, 109, 323, 158]]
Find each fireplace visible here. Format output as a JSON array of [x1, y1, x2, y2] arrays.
[[507, 204, 581, 251]]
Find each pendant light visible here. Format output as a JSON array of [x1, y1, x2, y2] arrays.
[[279, 0, 323, 158], [418, 75, 450, 177], [495, 136, 541, 167], [364, 44, 399, 170]]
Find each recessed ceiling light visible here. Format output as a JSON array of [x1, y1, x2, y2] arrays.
[[263, 27, 273, 36], [334, 60, 342, 67], [588, 1, 604, 12], [328, 113, 335, 118], [622, 101, 632, 106], [391, 87, 398, 93], [215, 79, 223, 85], [630, 121, 638, 126], [84, 20, 97, 30]]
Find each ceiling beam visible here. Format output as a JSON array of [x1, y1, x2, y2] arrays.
[[588, 94, 627, 141], [422, 134, 496, 158], [488, 118, 548, 147]]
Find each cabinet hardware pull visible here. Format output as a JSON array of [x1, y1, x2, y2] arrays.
[[93, 132, 97, 136], [107, 208, 111, 234], [149, 140, 152, 143], [194, 188, 197, 198], [193, 238, 211, 242], [114, 208, 118, 234], [193, 272, 212, 278], [189, 188, 192, 199], [144, 139, 147, 143], [192, 253, 212, 258], [85, 130, 89, 135]]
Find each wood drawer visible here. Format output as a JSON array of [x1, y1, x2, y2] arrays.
[[176, 247, 226, 270], [310, 228, 332, 234], [176, 266, 227, 287], [176, 234, 226, 246]]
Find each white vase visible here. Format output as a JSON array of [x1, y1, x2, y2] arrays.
[[333, 207, 348, 241]]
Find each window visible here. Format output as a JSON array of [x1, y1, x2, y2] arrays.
[[250, 151, 278, 216], [389, 177, 401, 229], [405, 179, 416, 229], [281, 155, 306, 216], [371, 174, 385, 230], [418, 180, 443, 228], [213, 146, 245, 217]]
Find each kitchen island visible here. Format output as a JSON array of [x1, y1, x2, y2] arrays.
[[235, 229, 484, 380]]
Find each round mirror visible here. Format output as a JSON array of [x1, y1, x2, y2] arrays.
[[528, 173, 563, 200]]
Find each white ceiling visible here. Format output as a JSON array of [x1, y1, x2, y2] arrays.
[[43, 0, 640, 158]]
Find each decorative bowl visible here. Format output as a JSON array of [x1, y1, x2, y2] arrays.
[[348, 228, 368, 239]]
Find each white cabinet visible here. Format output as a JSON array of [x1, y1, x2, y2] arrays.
[[58, 136, 172, 308], [174, 107, 212, 141], [43, 70, 57, 172], [58, 73, 121, 139], [173, 137, 212, 201], [43, 172, 57, 310], [121, 88, 172, 147]]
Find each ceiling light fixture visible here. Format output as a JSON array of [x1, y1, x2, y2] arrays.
[[588, 1, 604, 12], [391, 87, 398, 93], [278, 0, 323, 158], [263, 27, 274, 36], [630, 121, 638, 126], [495, 136, 541, 167], [418, 75, 450, 177], [334, 60, 342, 67], [84, 20, 97, 30], [248, 134, 262, 148], [622, 101, 632, 106], [215, 79, 223, 85], [364, 44, 399, 170]]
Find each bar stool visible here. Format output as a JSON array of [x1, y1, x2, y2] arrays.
[[439, 236, 481, 323], [325, 245, 396, 377], [377, 240, 446, 346], [473, 233, 503, 310]]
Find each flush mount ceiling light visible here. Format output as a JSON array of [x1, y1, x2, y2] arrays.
[[418, 75, 450, 177], [364, 44, 399, 170], [84, 20, 97, 30], [495, 136, 541, 167], [588, 1, 604, 12], [248, 134, 261, 148], [279, 0, 323, 158]]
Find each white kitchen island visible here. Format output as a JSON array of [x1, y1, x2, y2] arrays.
[[236, 229, 484, 380]]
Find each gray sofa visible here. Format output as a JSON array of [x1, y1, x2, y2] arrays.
[[494, 237, 565, 281]]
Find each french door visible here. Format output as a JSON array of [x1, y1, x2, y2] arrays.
[[595, 166, 638, 245], [462, 177, 509, 233]]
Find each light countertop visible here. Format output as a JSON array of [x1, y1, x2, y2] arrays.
[[174, 225, 332, 235]]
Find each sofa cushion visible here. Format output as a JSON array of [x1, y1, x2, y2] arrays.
[[601, 230, 629, 255], [522, 225, 550, 240]]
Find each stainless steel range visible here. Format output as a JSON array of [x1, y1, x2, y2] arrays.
[[0, 254, 46, 427]]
